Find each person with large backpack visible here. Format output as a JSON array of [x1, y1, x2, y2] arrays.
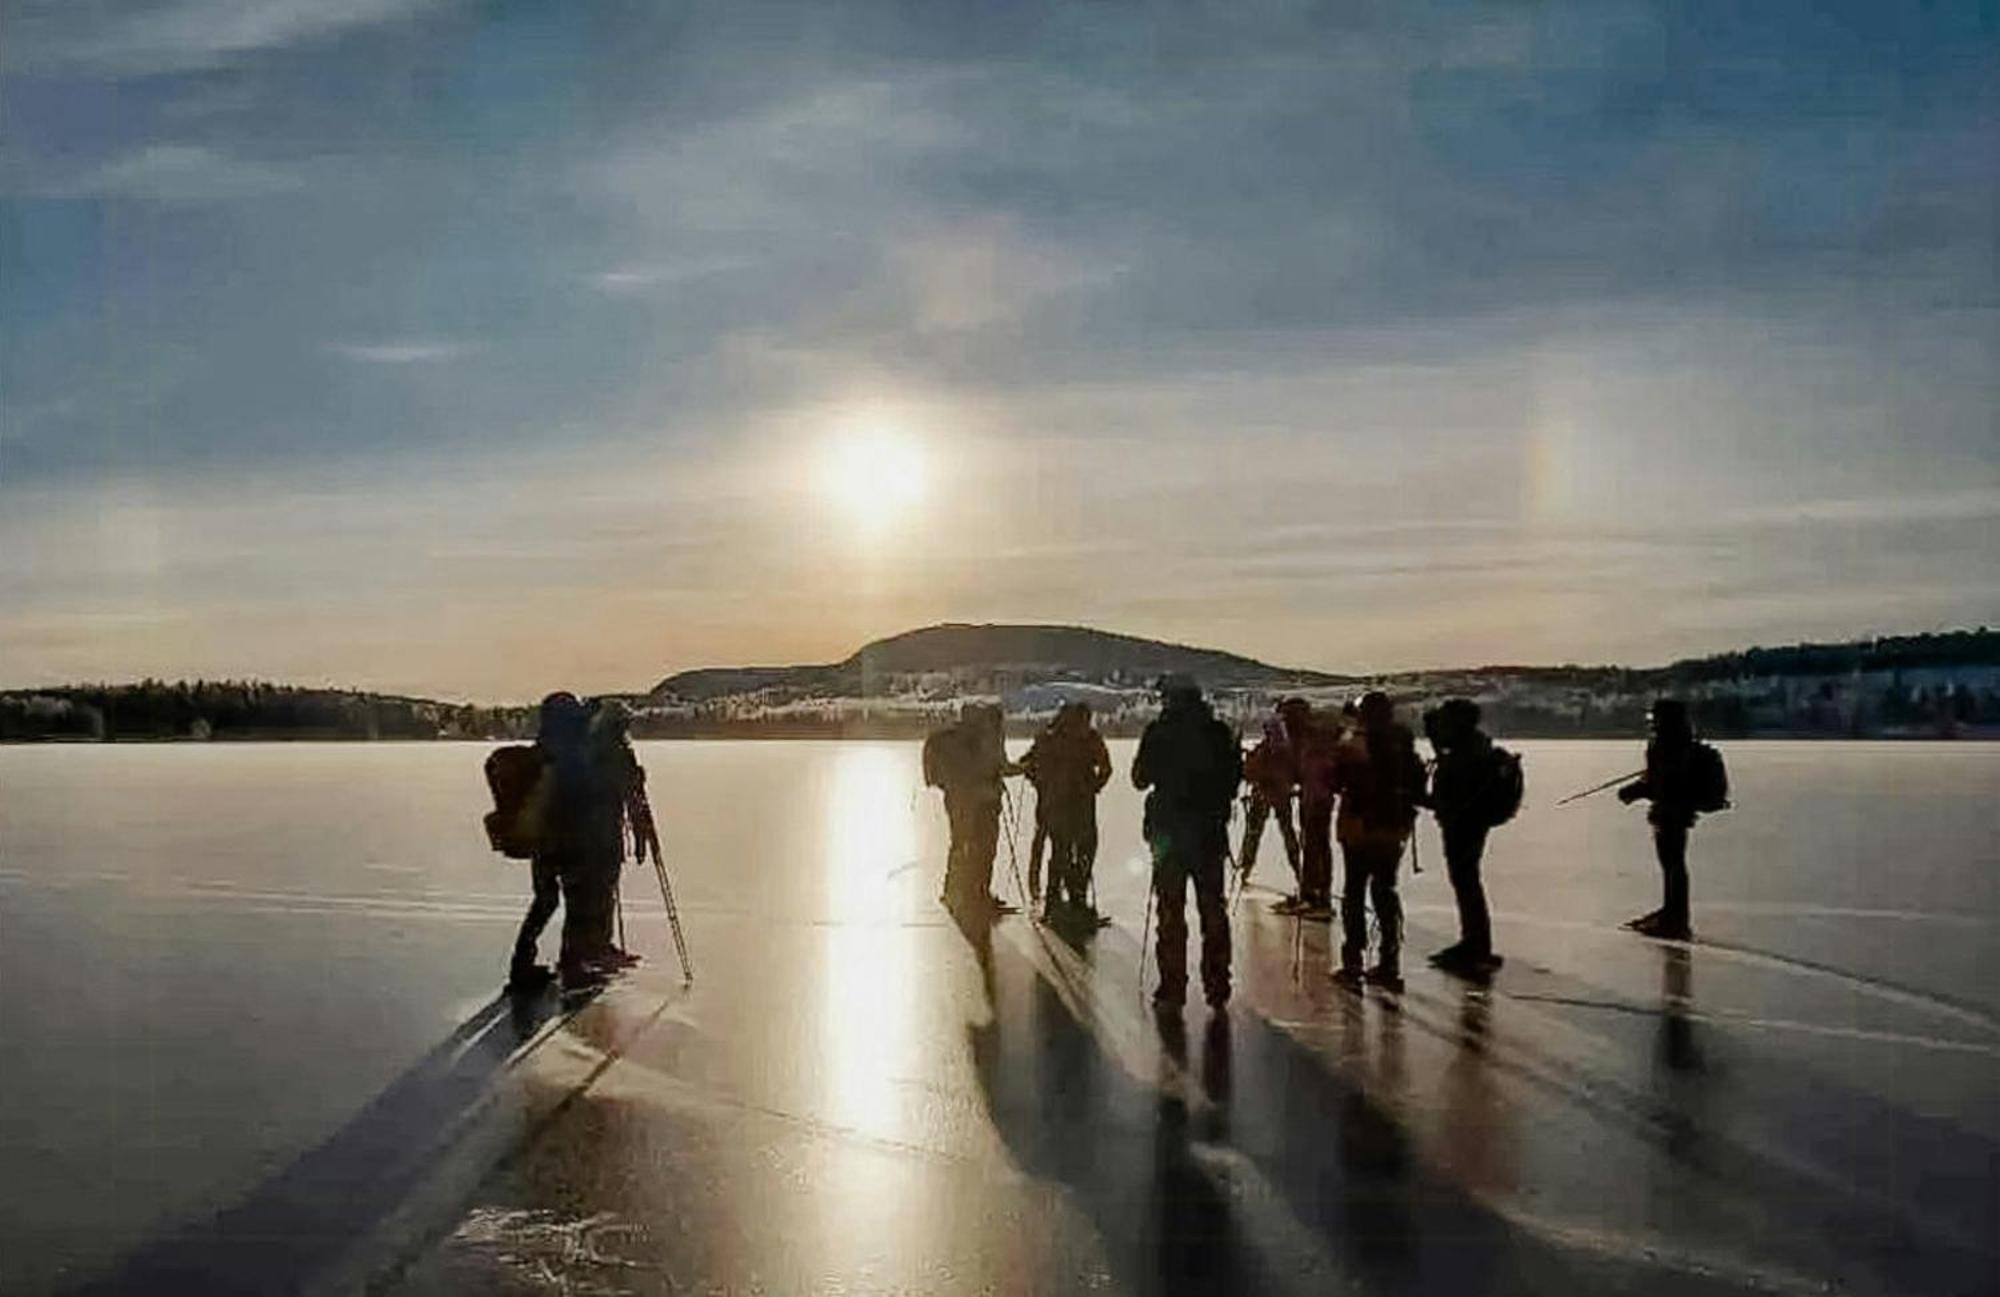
[[1419, 698, 1522, 976], [1331, 691, 1426, 991], [1133, 675, 1243, 1011], [1020, 702, 1114, 926], [923, 703, 1020, 915], [1619, 698, 1729, 940], [495, 692, 590, 992]]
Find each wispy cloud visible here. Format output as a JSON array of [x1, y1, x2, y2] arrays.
[[35, 145, 301, 203], [5, 0, 447, 74], [329, 341, 475, 366]]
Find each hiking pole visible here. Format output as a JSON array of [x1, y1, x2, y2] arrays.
[[634, 792, 692, 985], [1139, 876, 1155, 1002], [1555, 768, 1645, 807]]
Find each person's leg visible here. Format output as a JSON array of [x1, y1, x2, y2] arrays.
[[1241, 793, 1269, 876], [1045, 830, 1074, 915], [1338, 841, 1369, 973], [942, 794, 969, 903], [555, 856, 595, 979], [972, 798, 1002, 904], [1655, 822, 1691, 934], [1301, 798, 1334, 910], [1075, 805, 1100, 912], [511, 857, 562, 979], [1193, 841, 1232, 1006], [1152, 843, 1191, 1005], [1369, 845, 1404, 975], [1276, 798, 1303, 882], [1028, 806, 1048, 900], [1442, 822, 1493, 958]]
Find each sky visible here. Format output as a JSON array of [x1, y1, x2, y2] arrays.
[[2, 0, 1996, 701]]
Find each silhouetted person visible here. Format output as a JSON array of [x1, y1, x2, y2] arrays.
[[1021, 713, 1058, 902], [1619, 698, 1728, 940], [923, 702, 1020, 914], [579, 699, 648, 977], [1419, 698, 1513, 974], [1277, 697, 1341, 920], [1239, 711, 1303, 904], [1332, 691, 1425, 990], [1020, 701, 1113, 925], [1134, 676, 1243, 1010], [509, 691, 590, 992]]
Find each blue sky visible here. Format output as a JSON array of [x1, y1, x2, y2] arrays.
[[2, 0, 1995, 699]]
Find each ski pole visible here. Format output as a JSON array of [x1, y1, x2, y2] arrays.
[[650, 845, 693, 985], [635, 792, 692, 985], [1138, 877, 1155, 1002], [1555, 768, 1645, 807]]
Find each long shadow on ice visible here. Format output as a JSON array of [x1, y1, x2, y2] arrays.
[[68, 988, 589, 1295], [964, 927, 1771, 1296]]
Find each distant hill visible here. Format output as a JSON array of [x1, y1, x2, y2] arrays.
[[6, 627, 1996, 742], [650, 623, 1346, 702]]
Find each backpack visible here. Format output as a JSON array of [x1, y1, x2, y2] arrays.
[[482, 744, 547, 859], [1479, 746, 1525, 827], [921, 727, 956, 789], [1689, 742, 1730, 813]]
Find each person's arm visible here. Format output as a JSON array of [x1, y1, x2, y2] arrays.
[[1091, 733, 1113, 791], [1132, 725, 1157, 790]]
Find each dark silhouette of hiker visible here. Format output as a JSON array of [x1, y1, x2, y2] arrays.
[[1020, 701, 1113, 925], [1021, 713, 1058, 902], [576, 699, 647, 980], [509, 692, 589, 992], [1419, 699, 1508, 974], [1278, 697, 1341, 921], [1619, 699, 1728, 940], [923, 703, 1020, 915], [1133, 675, 1242, 1010], [1331, 691, 1425, 991], [1240, 710, 1303, 907]]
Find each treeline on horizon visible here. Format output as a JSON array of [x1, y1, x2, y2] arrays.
[[4, 628, 1998, 743], [0, 680, 533, 743]]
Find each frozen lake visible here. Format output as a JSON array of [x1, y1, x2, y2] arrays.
[[2, 740, 1996, 1293]]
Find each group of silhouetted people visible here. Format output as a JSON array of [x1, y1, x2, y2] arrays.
[[500, 692, 657, 993], [926, 679, 1729, 1009]]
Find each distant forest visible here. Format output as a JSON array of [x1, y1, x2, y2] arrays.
[[4, 628, 1997, 742], [0, 681, 531, 743]]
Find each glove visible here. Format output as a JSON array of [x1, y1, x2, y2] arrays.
[[1617, 784, 1641, 804]]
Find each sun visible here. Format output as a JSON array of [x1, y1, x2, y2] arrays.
[[822, 425, 928, 531]]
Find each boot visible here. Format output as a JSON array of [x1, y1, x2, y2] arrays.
[[1365, 962, 1404, 992]]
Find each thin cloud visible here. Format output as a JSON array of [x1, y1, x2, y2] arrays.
[[329, 341, 475, 366], [6, 0, 448, 74], [37, 145, 301, 204]]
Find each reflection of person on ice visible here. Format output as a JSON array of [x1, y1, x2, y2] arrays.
[[1019, 702, 1113, 926], [924, 703, 1022, 916], [1134, 676, 1243, 1011], [1239, 708, 1303, 903]]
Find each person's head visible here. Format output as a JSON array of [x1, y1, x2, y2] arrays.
[[537, 691, 586, 743], [1426, 697, 1481, 747], [1649, 698, 1693, 743], [1058, 700, 1091, 730], [1276, 695, 1311, 734], [589, 697, 632, 742], [1358, 690, 1395, 732], [1156, 673, 1203, 710]]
